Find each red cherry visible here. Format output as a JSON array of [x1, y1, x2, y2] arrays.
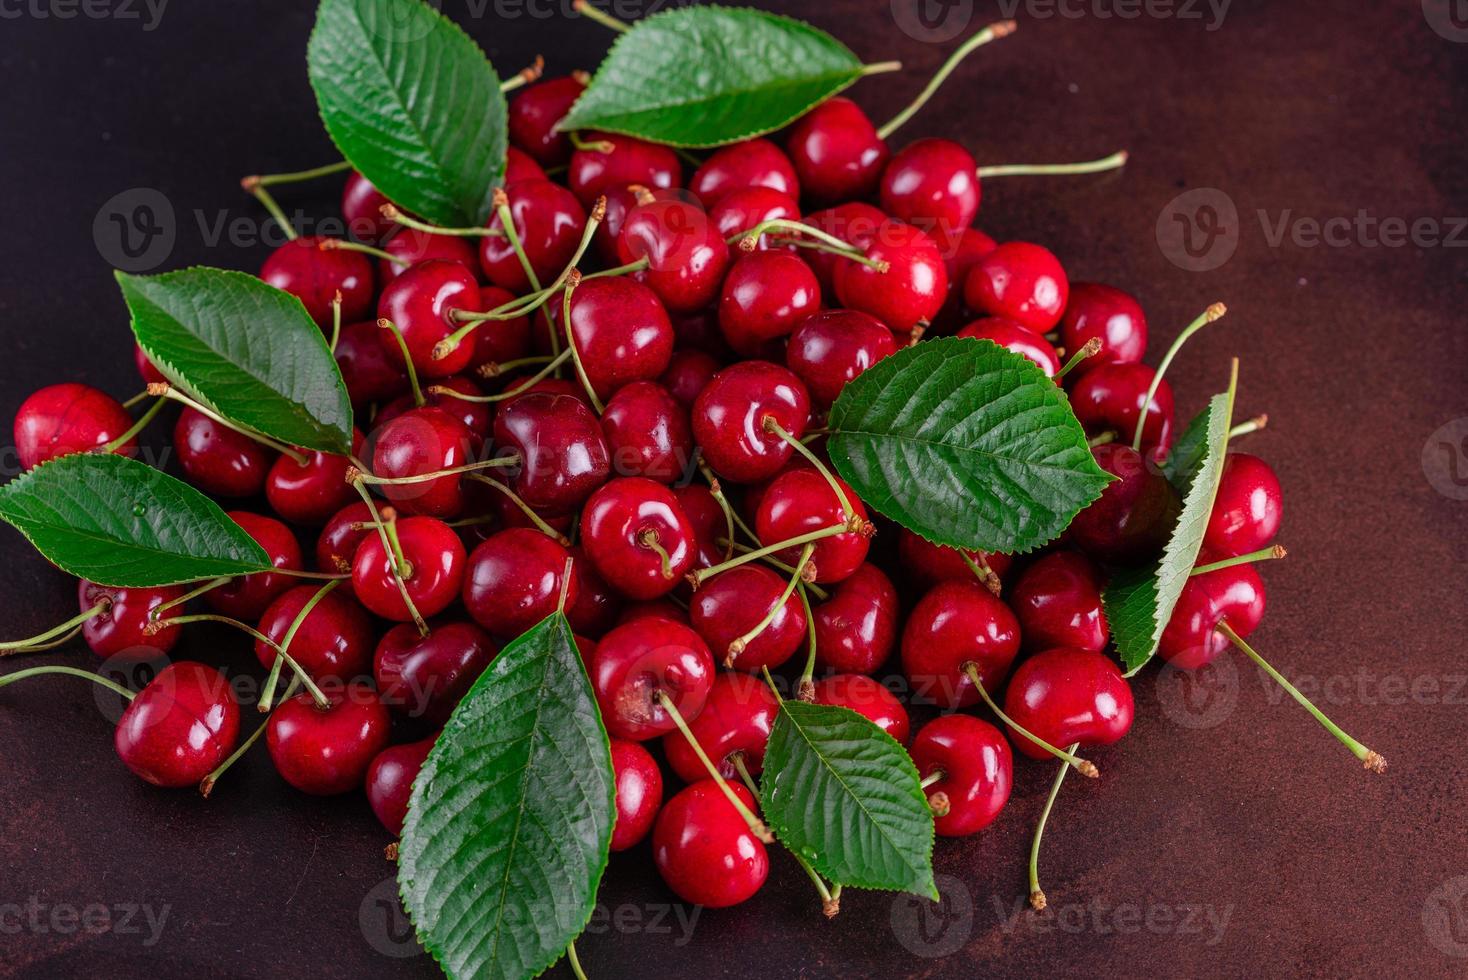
[[371, 406, 475, 518], [617, 598, 690, 628], [266, 682, 391, 796], [374, 620, 496, 725], [708, 187, 800, 246], [610, 738, 664, 851], [469, 285, 533, 372], [786, 309, 898, 409], [662, 672, 780, 783], [567, 131, 682, 209], [134, 345, 166, 385], [802, 201, 886, 295], [896, 527, 1012, 591], [1058, 283, 1148, 378], [901, 580, 1020, 709], [376, 260, 480, 378], [594, 184, 681, 264], [366, 736, 435, 836], [254, 585, 374, 682], [341, 170, 394, 242], [811, 673, 910, 743], [14, 383, 136, 471], [1069, 362, 1174, 452], [1010, 551, 1109, 655], [207, 511, 302, 619], [601, 381, 693, 484], [507, 73, 586, 167], [690, 138, 799, 205], [672, 484, 726, 570], [566, 276, 675, 399], [785, 97, 889, 203], [879, 138, 980, 235], [964, 241, 1069, 333], [1002, 647, 1136, 759], [589, 619, 714, 741], [1204, 453, 1282, 557], [505, 145, 549, 186], [114, 662, 239, 788], [616, 196, 731, 314], [957, 317, 1061, 376], [690, 564, 806, 672], [653, 780, 768, 908], [316, 502, 375, 576], [492, 391, 610, 514], [659, 350, 720, 411], [717, 252, 821, 357], [1067, 443, 1181, 565], [351, 516, 466, 621], [264, 432, 362, 526], [692, 361, 810, 483], [755, 467, 870, 584], [1158, 561, 1266, 669], [173, 406, 273, 498], [931, 225, 999, 329], [334, 320, 407, 409], [909, 714, 1011, 837], [78, 580, 184, 662], [462, 528, 577, 639], [811, 562, 899, 674], [581, 477, 696, 600], [479, 180, 588, 293], [378, 228, 478, 284], [834, 220, 949, 333], [261, 236, 374, 328], [567, 545, 623, 639]]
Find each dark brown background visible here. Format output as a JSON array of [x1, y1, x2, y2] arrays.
[[1, 0, 1465, 977]]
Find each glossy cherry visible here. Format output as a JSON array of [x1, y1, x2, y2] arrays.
[[260, 236, 374, 328], [254, 585, 374, 682], [1158, 562, 1266, 669], [692, 361, 811, 483], [717, 252, 821, 357], [660, 350, 721, 413], [114, 661, 240, 788], [566, 275, 674, 398], [900, 580, 1020, 709], [376, 260, 480, 378], [755, 467, 870, 584], [662, 671, 780, 783], [609, 739, 664, 851], [1059, 282, 1148, 378], [378, 228, 478, 284], [567, 131, 682, 209], [812, 562, 899, 674], [266, 682, 391, 796], [317, 501, 375, 576], [909, 714, 1012, 837], [264, 434, 361, 525], [653, 780, 768, 908], [616, 195, 731, 314], [932, 225, 999, 330], [964, 241, 1069, 333], [672, 484, 726, 570], [879, 137, 980, 235], [1069, 362, 1174, 452], [1067, 443, 1181, 566], [374, 620, 496, 724], [601, 381, 693, 484], [462, 528, 577, 639], [589, 618, 714, 741], [896, 528, 1012, 591], [1203, 453, 1283, 557], [172, 406, 273, 498], [786, 308, 898, 408], [785, 97, 889, 202], [1002, 647, 1136, 759], [206, 511, 302, 619], [507, 73, 586, 167], [352, 516, 467, 621], [834, 220, 949, 333], [334, 320, 407, 409], [371, 406, 475, 518], [690, 564, 806, 672], [366, 736, 435, 836], [811, 674, 910, 743], [492, 391, 610, 514], [957, 317, 1061, 376], [480, 180, 588, 293], [690, 138, 799, 205], [581, 478, 695, 600], [341, 170, 395, 242], [708, 187, 801, 246], [380, 376, 492, 454], [566, 545, 622, 639], [78, 579, 185, 661], [1010, 551, 1110, 655], [617, 598, 690, 628], [13, 383, 136, 471]]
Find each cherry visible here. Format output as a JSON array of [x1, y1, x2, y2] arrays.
[[601, 381, 693, 484], [834, 220, 949, 333], [171, 406, 273, 498], [1002, 647, 1136, 760], [134, 345, 166, 385], [565, 275, 675, 399], [690, 138, 799, 205], [492, 391, 610, 514], [479, 180, 588, 293], [755, 467, 870, 584], [377, 260, 480, 378], [567, 131, 682, 209], [507, 73, 586, 167], [932, 225, 998, 330], [708, 187, 800, 246], [266, 682, 391, 796], [594, 184, 680, 264], [811, 562, 899, 674], [1009, 551, 1110, 655], [616, 195, 731, 314], [662, 671, 780, 783], [14, 383, 136, 471], [1069, 362, 1174, 452], [374, 620, 496, 725], [811, 673, 910, 743], [506, 145, 549, 185], [802, 201, 886, 295], [610, 738, 664, 852], [964, 241, 1069, 333], [1158, 561, 1265, 669], [334, 320, 408, 409], [206, 511, 302, 619], [316, 501, 375, 576], [659, 351, 720, 411], [908, 714, 1012, 837], [78, 579, 185, 661], [380, 376, 492, 454], [672, 484, 726, 570], [254, 585, 374, 682], [957, 317, 1061, 376], [468, 288, 533, 373], [617, 598, 690, 628], [896, 528, 1012, 591], [462, 527, 578, 639], [114, 661, 240, 788], [786, 309, 898, 409], [366, 736, 435, 836], [717, 252, 821, 357], [370, 406, 475, 518], [260, 236, 374, 328], [901, 580, 1020, 709], [785, 97, 889, 202], [1067, 443, 1181, 566], [1058, 283, 1148, 378], [879, 138, 980, 235], [690, 564, 806, 672], [352, 516, 467, 621], [581, 477, 696, 600], [589, 618, 713, 741], [264, 432, 362, 525], [653, 780, 769, 908], [692, 361, 811, 483], [567, 545, 622, 638], [341, 170, 395, 242], [1203, 453, 1282, 557], [378, 228, 478, 284]]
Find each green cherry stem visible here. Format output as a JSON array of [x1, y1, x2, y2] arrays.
[[0, 600, 110, 654], [439, 351, 573, 403], [261, 578, 341, 712], [244, 160, 352, 189], [877, 20, 1017, 140], [1087, 431, 1116, 448], [573, 0, 629, 31], [499, 55, 544, 94], [699, 465, 759, 558], [861, 61, 903, 76], [687, 524, 849, 590], [240, 178, 297, 240], [565, 940, 590, 980], [1028, 742, 1081, 912], [962, 662, 1099, 778], [1191, 544, 1287, 576], [477, 354, 558, 378], [320, 237, 400, 265], [102, 397, 167, 453], [654, 689, 774, 843], [795, 583, 818, 702], [149, 576, 231, 620], [349, 457, 518, 488], [959, 550, 1003, 597], [1229, 413, 1269, 439], [467, 475, 572, 546], [582, 256, 649, 280], [735, 219, 888, 271], [147, 384, 308, 464], [377, 318, 427, 407], [763, 418, 856, 522], [978, 150, 1130, 180], [0, 664, 135, 700], [919, 770, 946, 790], [726, 544, 813, 668], [1131, 302, 1227, 451], [730, 751, 840, 918], [349, 483, 431, 636], [200, 676, 300, 798], [380, 203, 504, 239], [560, 271, 606, 413], [329, 290, 343, 353], [146, 612, 329, 709], [717, 540, 829, 600], [1053, 337, 1103, 381]]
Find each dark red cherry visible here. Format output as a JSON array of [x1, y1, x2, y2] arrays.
[[173, 406, 273, 498], [480, 180, 588, 293], [376, 259, 480, 378], [469, 285, 533, 372], [963, 241, 1069, 333], [786, 309, 898, 408], [78, 580, 185, 661], [207, 512, 302, 619], [1003, 647, 1136, 759], [261, 236, 374, 328], [134, 344, 166, 386], [505, 145, 548, 186], [610, 738, 664, 852], [316, 502, 375, 576], [341, 170, 395, 242], [374, 620, 496, 725], [352, 516, 466, 621], [335, 320, 408, 408], [802, 201, 886, 295], [566, 276, 674, 399], [957, 317, 1061, 376], [1203, 453, 1283, 557], [811, 673, 910, 743], [581, 477, 696, 600], [931, 225, 998, 329], [114, 662, 239, 788], [896, 528, 1012, 591], [909, 714, 1012, 837], [708, 187, 800, 247], [462, 528, 578, 639], [266, 682, 391, 796], [366, 736, 435, 835], [379, 228, 478, 284], [812, 562, 898, 674], [785, 96, 889, 203], [1010, 551, 1109, 654], [1158, 560, 1267, 669], [567, 131, 682, 209], [589, 618, 714, 741], [616, 196, 731, 314], [492, 391, 610, 514], [379, 376, 492, 453], [1069, 362, 1174, 452], [264, 431, 362, 526], [690, 564, 806, 672], [594, 184, 682, 264], [900, 580, 1020, 709], [717, 252, 820, 357], [254, 585, 374, 682], [14, 383, 136, 471], [1067, 443, 1181, 566], [567, 545, 622, 639], [879, 138, 980, 236], [692, 361, 811, 483], [617, 598, 690, 628], [653, 780, 768, 908], [834, 220, 949, 333], [755, 467, 870, 584], [507, 73, 586, 167], [672, 484, 726, 570], [691, 138, 799, 205], [601, 381, 694, 484], [659, 350, 720, 411], [371, 406, 475, 518], [662, 671, 780, 783], [1058, 283, 1148, 378]]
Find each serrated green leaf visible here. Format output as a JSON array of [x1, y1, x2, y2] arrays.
[[1160, 403, 1213, 490], [308, 0, 506, 226], [827, 337, 1112, 555], [760, 700, 936, 899], [1104, 377, 1237, 676], [398, 612, 613, 980], [0, 454, 272, 587], [558, 6, 866, 147]]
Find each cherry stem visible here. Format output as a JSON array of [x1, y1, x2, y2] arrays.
[[637, 528, 674, 580], [495, 189, 546, 303], [1218, 621, 1386, 773], [731, 751, 838, 916], [439, 351, 574, 404], [1028, 742, 1080, 912], [1087, 431, 1116, 448], [0, 664, 134, 701], [102, 397, 166, 453], [149, 576, 230, 619], [147, 384, 308, 464], [329, 290, 343, 353], [121, 390, 150, 410], [351, 456, 518, 488], [350, 483, 431, 637], [467, 475, 572, 546], [0, 600, 110, 654], [735, 219, 888, 272], [275, 568, 353, 581], [266, 578, 342, 712], [380, 203, 504, 239], [861, 60, 903, 76], [654, 690, 774, 842], [376, 318, 426, 407], [1192, 544, 1287, 576], [960, 550, 1002, 597], [919, 770, 945, 790], [379, 513, 413, 581], [573, 0, 629, 32], [764, 417, 855, 522], [1131, 302, 1227, 451], [1229, 413, 1269, 439], [155, 612, 328, 710], [582, 257, 648, 281], [556, 557, 576, 614], [200, 676, 300, 798], [478, 353, 556, 378], [244, 183, 297, 240], [499, 54, 544, 94], [565, 940, 589, 980], [244, 160, 351, 189], [561, 272, 607, 413], [795, 583, 817, 702], [699, 465, 759, 559], [320, 237, 399, 265], [1053, 337, 1103, 381], [962, 662, 1098, 778], [688, 524, 847, 590], [978, 150, 1130, 180], [877, 20, 1017, 139], [726, 544, 813, 668], [717, 540, 829, 600]]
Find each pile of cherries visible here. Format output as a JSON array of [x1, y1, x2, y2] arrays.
[[3, 62, 1292, 916]]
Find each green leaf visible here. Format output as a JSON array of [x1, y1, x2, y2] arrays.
[[398, 612, 613, 980], [308, 0, 506, 226], [1160, 402, 1213, 490], [1104, 375, 1238, 676], [116, 267, 354, 456], [0, 454, 272, 587], [760, 700, 936, 899], [558, 6, 866, 147], [827, 337, 1112, 555]]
